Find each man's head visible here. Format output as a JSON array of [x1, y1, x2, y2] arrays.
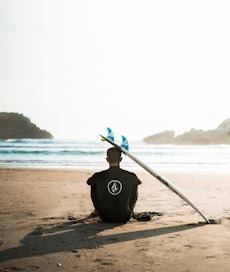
[[106, 147, 122, 165]]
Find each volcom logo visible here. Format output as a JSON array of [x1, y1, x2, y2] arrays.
[[107, 180, 122, 195]]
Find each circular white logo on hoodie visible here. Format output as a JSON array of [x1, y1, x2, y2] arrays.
[[107, 180, 122, 195]]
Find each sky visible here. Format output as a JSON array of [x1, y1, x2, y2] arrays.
[[1, 0, 230, 140]]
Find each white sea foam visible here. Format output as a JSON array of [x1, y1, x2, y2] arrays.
[[0, 139, 229, 173]]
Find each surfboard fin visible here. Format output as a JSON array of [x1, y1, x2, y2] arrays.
[[121, 135, 129, 151], [106, 127, 115, 141]]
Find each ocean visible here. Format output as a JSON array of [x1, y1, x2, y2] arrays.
[[0, 139, 230, 173]]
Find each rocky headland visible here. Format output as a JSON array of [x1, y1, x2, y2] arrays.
[[0, 112, 53, 139], [143, 119, 230, 145]]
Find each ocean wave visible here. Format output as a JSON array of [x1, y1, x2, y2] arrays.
[[0, 149, 104, 156], [0, 139, 229, 171]]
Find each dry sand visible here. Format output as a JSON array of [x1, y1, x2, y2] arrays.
[[0, 168, 229, 272]]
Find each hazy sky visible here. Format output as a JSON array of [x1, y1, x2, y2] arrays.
[[1, 0, 229, 140]]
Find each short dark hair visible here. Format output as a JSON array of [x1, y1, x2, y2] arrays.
[[107, 147, 121, 163]]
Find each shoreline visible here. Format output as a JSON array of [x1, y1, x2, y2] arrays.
[[1, 165, 230, 174], [0, 168, 229, 271]]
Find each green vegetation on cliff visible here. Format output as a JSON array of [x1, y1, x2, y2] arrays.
[[0, 112, 53, 139]]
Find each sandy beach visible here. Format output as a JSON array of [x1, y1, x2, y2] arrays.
[[0, 168, 229, 271]]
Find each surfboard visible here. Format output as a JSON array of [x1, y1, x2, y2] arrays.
[[100, 130, 210, 224]]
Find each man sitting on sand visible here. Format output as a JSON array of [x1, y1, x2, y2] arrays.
[[87, 147, 141, 223]]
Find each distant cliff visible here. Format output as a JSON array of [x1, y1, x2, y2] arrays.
[[143, 119, 230, 145], [0, 112, 53, 139]]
